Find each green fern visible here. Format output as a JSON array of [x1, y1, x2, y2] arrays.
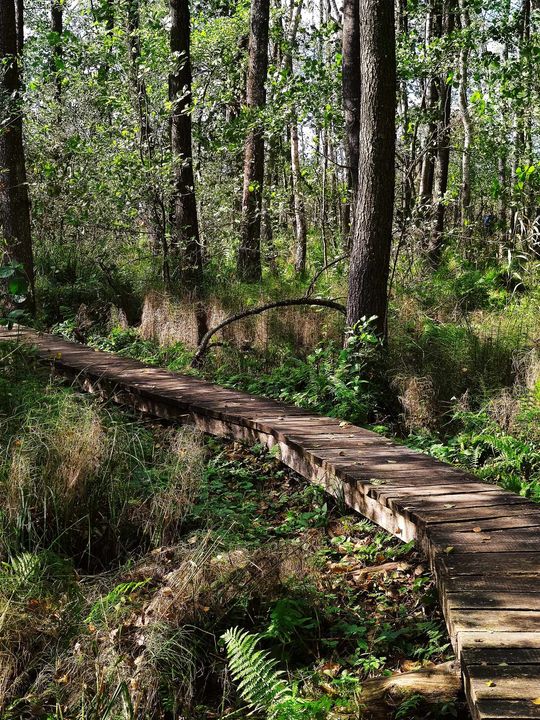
[[222, 628, 293, 714], [85, 579, 149, 626]]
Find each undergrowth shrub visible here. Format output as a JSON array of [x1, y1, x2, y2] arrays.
[[408, 388, 540, 501], [215, 320, 388, 425]]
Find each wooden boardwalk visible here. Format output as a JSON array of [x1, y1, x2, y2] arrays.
[[1, 326, 540, 719]]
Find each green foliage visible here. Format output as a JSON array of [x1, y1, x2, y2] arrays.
[[85, 579, 150, 627], [408, 394, 540, 501], [220, 319, 385, 425], [265, 598, 318, 644], [0, 349, 204, 563], [222, 628, 331, 719], [87, 326, 192, 371], [0, 262, 30, 327], [222, 628, 293, 713]]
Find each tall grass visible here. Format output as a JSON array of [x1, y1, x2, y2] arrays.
[[0, 350, 204, 566]]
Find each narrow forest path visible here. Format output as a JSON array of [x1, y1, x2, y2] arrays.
[[1, 325, 540, 720]]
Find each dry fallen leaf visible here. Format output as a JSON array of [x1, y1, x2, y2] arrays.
[[472, 527, 482, 533], [321, 661, 341, 677], [444, 546, 454, 554], [532, 698, 540, 705], [485, 680, 496, 687]]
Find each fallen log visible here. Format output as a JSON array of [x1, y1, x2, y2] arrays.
[[358, 661, 462, 719]]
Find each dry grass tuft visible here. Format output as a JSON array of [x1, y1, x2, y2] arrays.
[[393, 375, 437, 432]]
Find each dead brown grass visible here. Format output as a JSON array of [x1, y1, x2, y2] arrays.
[[140, 291, 343, 353]]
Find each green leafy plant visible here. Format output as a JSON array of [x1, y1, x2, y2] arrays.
[[222, 627, 294, 713], [222, 628, 330, 719], [0, 261, 29, 328], [220, 318, 385, 425]]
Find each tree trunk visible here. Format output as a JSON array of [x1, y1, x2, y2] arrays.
[[427, 4, 455, 266], [346, 0, 396, 337], [358, 661, 461, 720], [51, 0, 63, 101], [127, 0, 167, 266], [418, 0, 442, 211], [237, 0, 271, 282], [192, 297, 346, 366], [285, 0, 307, 275], [458, 0, 472, 244], [169, 0, 202, 290], [0, 0, 35, 309], [342, 0, 360, 247], [291, 122, 307, 273]]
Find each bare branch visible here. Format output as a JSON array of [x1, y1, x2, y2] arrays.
[[191, 297, 346, 366]]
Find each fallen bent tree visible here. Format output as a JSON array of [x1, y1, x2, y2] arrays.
[[191, 297, 346, 366]]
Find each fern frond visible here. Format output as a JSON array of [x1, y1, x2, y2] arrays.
[[222, 627, 292, 713]]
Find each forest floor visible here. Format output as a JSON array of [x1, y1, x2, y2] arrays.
[[0, 345, 468, 720]]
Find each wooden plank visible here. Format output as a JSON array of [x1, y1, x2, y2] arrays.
[[411, 503, 538, 528], [433, 516, 540, 533], [446, 576, 540, 593], [457, 631, 540, 660], [447, 593, 540, 611], [448, 609, 540, 634], [473, 699, 540, 720], [438, 553, 540, 576], [465, 663, 540, 701]]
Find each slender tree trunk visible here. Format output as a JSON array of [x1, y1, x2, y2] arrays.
[[428, 4, 455, 266], [237, 0, 271, 282], [284, 0, 307, 274], [291, 123, 307, 273], [51, 0, 63, 101], [0, 0, 35, 309], [418, 0, 442, 210], [127, 0, 167, 264], [497, 0, 510, 250], [169, 0, 202, 290], [342, 0, 360, 247], [458, 0, 472, 244], [346, 0, 396, 336]]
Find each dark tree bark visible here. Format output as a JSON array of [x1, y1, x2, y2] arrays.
[[291, 122, 307, 273], [192, 297, 346, 365], [418, 0, 442, 210], [397, 0, 414, 225], [0, 0, 35, 309], [342, 0, 360, 245], [346, 0, 396, 337], [428, 4, 455, 266], [127, 0, 151, 152], [285, 0, 307, 275], [237, 0, 271, 282], [169, 0, 202, 290], [51, 0, 63, 101], [457, 0, 472, 242]]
